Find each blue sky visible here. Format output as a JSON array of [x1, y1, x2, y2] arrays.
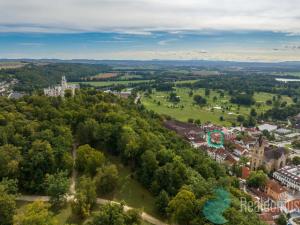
[[0, 0, 300, 61]]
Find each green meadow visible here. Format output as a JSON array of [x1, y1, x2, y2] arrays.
[[141, 87, 293, 126]]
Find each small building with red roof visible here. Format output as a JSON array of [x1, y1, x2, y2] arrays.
[[264, 180, 287, 202]]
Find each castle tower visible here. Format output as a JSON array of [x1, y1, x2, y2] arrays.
[[250, 135, 266, 171], [61, 76, 67, 97], [61, 76, 67, 88]]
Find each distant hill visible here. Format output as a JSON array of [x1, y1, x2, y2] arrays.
[[1, 58, 300, 70]]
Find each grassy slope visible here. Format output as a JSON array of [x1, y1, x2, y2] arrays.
[[141, 87, 293, 126], [102, 153, 159, 219]]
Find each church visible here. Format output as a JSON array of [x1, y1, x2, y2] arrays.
[[250, 136, 288, 172]]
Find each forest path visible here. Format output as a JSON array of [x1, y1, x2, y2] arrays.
[[69, 143, 77, 195], [17, 143, 169, 225]]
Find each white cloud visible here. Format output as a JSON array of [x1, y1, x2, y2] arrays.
[[0, 0, 300, 34], [158, 39, 178, 46]]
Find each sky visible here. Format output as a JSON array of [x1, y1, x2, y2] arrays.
[[0, 0, 300, 61]]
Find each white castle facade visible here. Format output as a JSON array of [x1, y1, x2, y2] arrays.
[[44, 76, 79, 97]]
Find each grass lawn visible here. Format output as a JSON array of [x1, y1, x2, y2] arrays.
[[101, 153, 160, 220], [141, 87, 293, 126], [271, 71, 300, 77], [71, 80, 153, 87]]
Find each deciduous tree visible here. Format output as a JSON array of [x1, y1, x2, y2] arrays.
[[13, 201, 57, 225]]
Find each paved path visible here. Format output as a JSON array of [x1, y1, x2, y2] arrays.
[[17, 195, 169, 225], [96, 199, 168, 225]]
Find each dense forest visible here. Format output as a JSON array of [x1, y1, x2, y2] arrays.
[[0, 63, 111, 92], [0, 90, 265, 224]]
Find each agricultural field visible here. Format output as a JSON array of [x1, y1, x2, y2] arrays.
[[0, 62, 27, 69], [141, 87, 293, 126], [89, 72, 119, 79]]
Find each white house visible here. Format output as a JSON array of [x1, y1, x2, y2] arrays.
[[273, 165, 300, 191]]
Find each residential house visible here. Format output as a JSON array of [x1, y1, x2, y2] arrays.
[[259, 208, 281, 225], [264, 180, 287, 202], [233, 143, 249, 157]]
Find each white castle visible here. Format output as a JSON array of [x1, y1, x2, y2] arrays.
[[44, 76, 79, 97]]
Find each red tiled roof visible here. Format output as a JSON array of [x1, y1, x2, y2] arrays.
[[225, 154, 237, 165], [266, 180, 287, 194], [242, 166, 250, 179], [215, 148, 227, 157], [259, 213, 276, 225], [234, 143, 246, 151]]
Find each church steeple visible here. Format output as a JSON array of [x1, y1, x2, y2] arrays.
[[250, 136, 266, 171]]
